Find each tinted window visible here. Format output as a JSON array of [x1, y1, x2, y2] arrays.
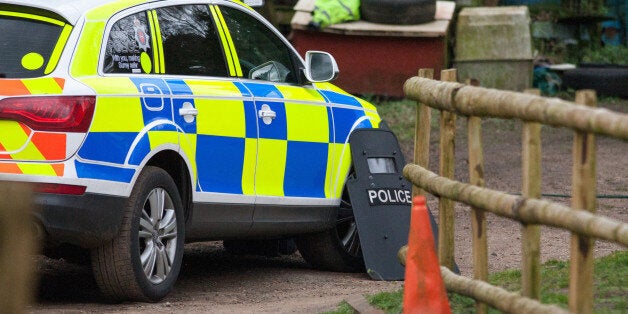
[[0, 16, 63, 78], [104, 12, 153, 74], [156, 5, 228, 77], [220, 6, 298, 84]]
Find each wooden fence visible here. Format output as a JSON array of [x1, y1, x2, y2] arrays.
[[401, 68, 628, 313]]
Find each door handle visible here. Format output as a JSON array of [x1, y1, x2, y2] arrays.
[[179, 102, 198, 123], [179, 108, 198, 116], [258, 104, 276, 125]]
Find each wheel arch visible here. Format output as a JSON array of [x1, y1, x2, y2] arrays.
[[144, 150, 193, 222]]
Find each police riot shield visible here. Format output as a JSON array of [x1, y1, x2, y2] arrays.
[[347, 128, 439, 280]]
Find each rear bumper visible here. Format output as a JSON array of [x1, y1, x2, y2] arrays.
[[35, 192, 126, 248]]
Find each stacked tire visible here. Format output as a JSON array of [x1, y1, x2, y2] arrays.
[[360, 0, 437, 25], [562, 64, 628, 98]]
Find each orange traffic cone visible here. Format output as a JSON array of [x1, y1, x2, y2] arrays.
[[403, 196, 451, 314]]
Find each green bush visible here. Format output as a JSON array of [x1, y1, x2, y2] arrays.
[[581, 46, 628, 65]]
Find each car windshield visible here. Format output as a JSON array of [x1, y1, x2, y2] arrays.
[[0, 15, 64, 78]]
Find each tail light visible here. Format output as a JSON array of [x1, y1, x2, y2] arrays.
[[0, 96, 95, 132], [34, 183, 86, 195]]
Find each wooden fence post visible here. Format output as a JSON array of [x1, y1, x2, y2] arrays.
[[569, 90, 597, 314], [466, 79, 488, 314], [521, 89, 542, 300], [0, 182, 38, 313], [438, 69, 457, 271], [413, 69, 434, 197]]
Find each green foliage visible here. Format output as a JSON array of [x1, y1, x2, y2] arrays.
[[447, 292, 476, 313], [321, 301, 353, 314], [593, 250, 628, 311], [367, 290, 403, 313], [581, 46, 628, 65], [489, 269, 522, 291]]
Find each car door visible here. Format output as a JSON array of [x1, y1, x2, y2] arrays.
[[152, 3, 257, 237], [217, 4, 336, 234]]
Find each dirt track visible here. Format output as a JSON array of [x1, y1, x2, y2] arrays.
[[31, 101, 627, 313]]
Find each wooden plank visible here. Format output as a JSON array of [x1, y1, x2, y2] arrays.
[[467, 79, 488, 314], [291, 19, 451, 37], [568, 90, 597, 314], [413, 68, 434, 197], [0, 182, 37, 313], [345, 295, 385, 314], [291, 11, 313, 27], [521, 89, 542, 300], [438, 69, 457, 271], [293, 0, 315, 12]]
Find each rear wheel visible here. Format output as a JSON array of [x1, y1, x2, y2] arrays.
[[296, 173, 364, 272], [91, 166, 184, 302]]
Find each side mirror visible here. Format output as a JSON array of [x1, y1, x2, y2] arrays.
[[304, 51, 339, 83]]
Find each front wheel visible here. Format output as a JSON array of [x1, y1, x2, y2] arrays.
[[91, 166, 185, 302], [296, 177, 365, 272]]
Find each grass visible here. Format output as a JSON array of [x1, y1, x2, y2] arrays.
[[324, 250, 627, 313], [370, 98, 422, 145]]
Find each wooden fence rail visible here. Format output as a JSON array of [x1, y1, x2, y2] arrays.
[[404, 76, 628, 139], [403, 165, 628, 246], [439, 266, 568, 314], [403, 68, 628, 314]]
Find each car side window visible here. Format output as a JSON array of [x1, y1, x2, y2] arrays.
[[104, 12, 154, 74], [219, 6, 298, 84], [155, 5, 228, 77]]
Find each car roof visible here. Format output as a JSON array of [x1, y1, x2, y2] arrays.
[[1, 0, 159, 24]]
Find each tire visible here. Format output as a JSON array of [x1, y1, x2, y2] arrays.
[[562, 64, 628, 98], [360, 0, 436, 25], [296, 174, 365, 272], [91, 166, 185, 302]]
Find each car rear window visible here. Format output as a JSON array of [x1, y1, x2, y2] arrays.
[[0, 15, 65, 78]]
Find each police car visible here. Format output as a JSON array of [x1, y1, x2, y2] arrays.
[[0, 0, 388, 301]]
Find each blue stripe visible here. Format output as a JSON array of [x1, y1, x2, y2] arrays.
[[244, 100, 258, 138], [318, 90, 361, 107], [130, 77, 171, 95], [284, 141, 328, 197], [331, 108, 370, 143], [78, 132, 138, 164], [165, 79, 192, 95], [326, 106, 334, 143], [75, 161, 135, 183], [196, 135, 245, 194], [242, 82, 283, 98], [127, 133, 150, 166], [233, 81, 252, 97]]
